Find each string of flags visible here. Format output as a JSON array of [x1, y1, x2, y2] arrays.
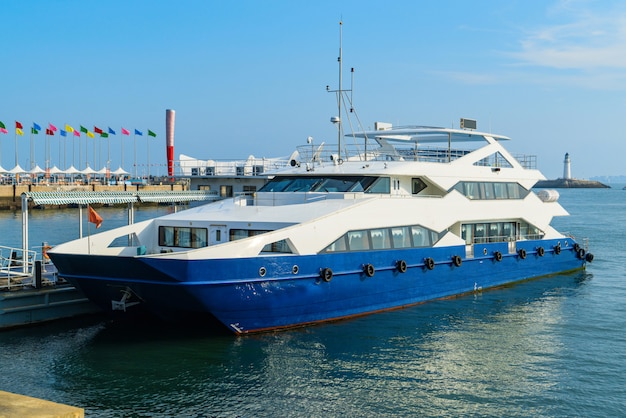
[[0, 120, 157, 138]]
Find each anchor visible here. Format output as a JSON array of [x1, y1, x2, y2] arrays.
[[111, 287, 141, 311]]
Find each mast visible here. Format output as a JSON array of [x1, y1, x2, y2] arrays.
[[337, 20, 343, 161]]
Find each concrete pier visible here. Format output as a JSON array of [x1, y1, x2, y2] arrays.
[[0, 390, 83, 417]]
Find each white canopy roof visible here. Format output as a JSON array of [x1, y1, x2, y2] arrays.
[[112, 166, 129, 175], [9, 164, 27, 174], [29, 165, 45, 174], [81, 165, 97, 175]]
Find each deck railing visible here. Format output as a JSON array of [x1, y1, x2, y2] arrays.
[[0, 245, 41, 290]]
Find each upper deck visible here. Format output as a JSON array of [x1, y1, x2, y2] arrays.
[[296, 125, 537, 170]]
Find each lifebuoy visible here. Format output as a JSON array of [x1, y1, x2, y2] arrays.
[[577, 248, 586, 259], [397, 259, 407, 273], [537, 247, 545, 257], [518, 248, 527, 259], [364, 263, 375, 277], [425, 257, 435, 270], [452, 255, 462, 267], [554, 245, 561, 255], [321, 267, 333, 282], [494, 251, 502, 262]]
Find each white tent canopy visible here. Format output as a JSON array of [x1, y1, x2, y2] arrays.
[[9, 164, 27, 174], [81, 165, 97, 175], [29, 165, 45, 174], [112, 166, 129, 175]]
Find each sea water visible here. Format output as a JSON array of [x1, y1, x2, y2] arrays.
[[0, 188, 625, 417]]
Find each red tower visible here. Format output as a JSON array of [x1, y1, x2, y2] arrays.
[[166, 109, 175, 179]]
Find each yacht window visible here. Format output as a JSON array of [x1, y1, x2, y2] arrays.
[[230, 229, 271, 241], [262, 239, 292, 253], [391, 226, 412, 248], [321, 224, 441, 253], [412, 178, 427, 194], [348, 230, 370, 250], [284, 178, 321, 192], [259, 176, 382, 193], [159, 226, 208, 248], [367, 177, 390, 194], [493, 182, 508, 199], [325, 235, 348, 252], [260, 177, 292, 192], [370, 228, 392, 249], [452, 181, 528, 200], [507, 183, 521, 199]]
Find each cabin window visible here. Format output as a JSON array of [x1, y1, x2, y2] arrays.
[[258, 175, 383, 193], [461, 221, 541, 244], [230, 229, 271, 241], [452, 181, 528, 200], [370, 228, 392, 249], [261, 239, 292, 253], [325, 235, 348, 252], [366, 177, 390, 194], [321, 224, 440, 253], [348, 230, 370, 250], [412, 178, 427, 194], [391, 226, 412, 248], [159, 226, 208, 248]]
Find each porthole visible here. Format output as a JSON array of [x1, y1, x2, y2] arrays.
[[259, 267, 267, 277]]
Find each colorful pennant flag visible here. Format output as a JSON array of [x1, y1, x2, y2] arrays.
[[73, 130, 80, 137], [121, 127, 130, 135], [0, 121, 5, 129], [0, 128, 7, 134], [60, 130, 67, 137], [46, 128, 54, 135], [108, 127, 116, 135], [100, 132, 109, 138], [148, 130, 156, 137], [31, 127, 39, 134], [87, 131, 94, 138], [16, 128, 24, 136], [94, 126, 103, 134], [33, 122, 41, 131], [16, 121, 23, 129], [80, 125, 88, 133], [134, 129, 143, 136], [65, 124, 74, 133], [88, 205, 103, 229], [49, 123, 58, 132]]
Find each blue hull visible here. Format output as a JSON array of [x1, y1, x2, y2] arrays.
[[50, 239, 587, 334]]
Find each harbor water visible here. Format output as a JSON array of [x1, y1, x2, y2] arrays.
[[0, 188, 625, 417]]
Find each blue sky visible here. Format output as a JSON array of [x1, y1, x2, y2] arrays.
[[1, 0, 625, 179]]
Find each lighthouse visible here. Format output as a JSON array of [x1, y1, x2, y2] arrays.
[[563, 152, 571, 179]]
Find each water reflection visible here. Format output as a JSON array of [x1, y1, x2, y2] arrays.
[[0, 270, 587, 417]]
